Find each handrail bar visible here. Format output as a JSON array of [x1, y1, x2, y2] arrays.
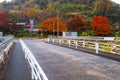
[[20, 39, 48, 80], [46, 36, 120, 54]]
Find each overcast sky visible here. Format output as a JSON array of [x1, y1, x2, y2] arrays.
[[111, 0, 120, 4], [0, 0, 120, 4], [0, 0, 12, 2]]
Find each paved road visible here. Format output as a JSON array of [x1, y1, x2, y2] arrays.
[[24, 40, 120, 80], [3, 40, 30, 80]]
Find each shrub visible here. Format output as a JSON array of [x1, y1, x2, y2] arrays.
[[81, 30, 95, 36]]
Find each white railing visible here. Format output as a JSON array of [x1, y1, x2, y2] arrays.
[[20, 39, 48, 80], [45, 36, 120, 55], [0, 37, 13, 64]]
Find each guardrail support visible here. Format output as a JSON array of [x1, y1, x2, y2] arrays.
[[53, 39, 54, 44], [113, 44, 117, 54], [59, 39, 62, 45], [47, 38, 50, 42], [83, 41, 85, 48], [69, 40, 71, 47], [95, 42, 99, 54], [75, 40, 78, 48]]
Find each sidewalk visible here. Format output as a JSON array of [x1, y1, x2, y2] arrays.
[[3, 40, 30, 80]]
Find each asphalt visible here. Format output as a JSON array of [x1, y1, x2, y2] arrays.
[[50, 42, 120, 61], [3, 40, 30, 80], [24, 40, 120, 80]]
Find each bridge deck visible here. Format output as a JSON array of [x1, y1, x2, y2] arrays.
[[24, 40, 120, 80], [3, 40, 30, 80]]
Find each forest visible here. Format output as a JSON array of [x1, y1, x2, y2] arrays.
[[0, 0, 120, 37]]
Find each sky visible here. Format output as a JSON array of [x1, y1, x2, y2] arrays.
[[111, 0, 120, 4], [0, 0, 120, 4], [0, 0, 12, 2]]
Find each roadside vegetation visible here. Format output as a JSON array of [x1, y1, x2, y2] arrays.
[[0, 0, 120, 37]]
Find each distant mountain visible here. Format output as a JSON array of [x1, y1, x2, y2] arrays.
[[12, 0, 97, 7], [1, 0, 120, 23], [0, 3, 4, 10]]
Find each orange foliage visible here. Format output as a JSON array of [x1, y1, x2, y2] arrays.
[[22, 8, 40, 19], [39, 16, 67, 32], [91, 16, 112, 36]]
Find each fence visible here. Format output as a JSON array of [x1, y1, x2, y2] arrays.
[[45, 36, 120, 55], [0, 37, 14, 65], [20, 39, 48, 80]]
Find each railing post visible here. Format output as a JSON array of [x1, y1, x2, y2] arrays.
[[31, 67, 34, 79], [83, 41, 85, 48], [53, 39, 54, 44], [47, 38, 50, 42], [95, 42, 99, 54], [24, 49, 27, 59], [113, 44, 117, 54], [59, 39, 62, 45], [69, 40, 71, 47], [75, 40, 78, 48]]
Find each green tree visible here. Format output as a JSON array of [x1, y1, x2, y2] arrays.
[[8, 12, 21, 35], [107, 2, 120, 23], [93, 0, 111, 16], [81, 30, 95, 36]]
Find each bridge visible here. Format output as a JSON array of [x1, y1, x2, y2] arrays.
[[0, 36, 120, 80]]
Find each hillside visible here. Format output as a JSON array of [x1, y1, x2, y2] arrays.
[[1, 0, 120, 24]]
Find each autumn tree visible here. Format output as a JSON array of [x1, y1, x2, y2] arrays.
[[8, 11, 23, 36], [0, 11, 9, 33], [45, 1, 61, 16], [93, 0, 111, 16], [22, 8, 40, 19], [91, 16, 112, 36], [66, 16, 86, 32], [22, 0, 40, 23], [39, 16, 66, 33]]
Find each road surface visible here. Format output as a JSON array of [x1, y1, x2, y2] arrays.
[[24, 40, 120, 80]]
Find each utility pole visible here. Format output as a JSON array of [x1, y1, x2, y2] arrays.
[[57, 10, 60, 37], [3, 0, 7, 12], [53, 21, 54, 37]]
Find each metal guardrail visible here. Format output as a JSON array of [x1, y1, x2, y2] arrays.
[[45, 36, 120, 55], [0, 37, 14, 65], [20, 39, 48, 80], [49, 36, 115, 40]]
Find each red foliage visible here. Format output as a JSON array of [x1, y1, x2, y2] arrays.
[[66, 16, 86, 32], [91, 16, 112, 35], [39, 16, 67, 32], [0, 11, 9, 27]]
